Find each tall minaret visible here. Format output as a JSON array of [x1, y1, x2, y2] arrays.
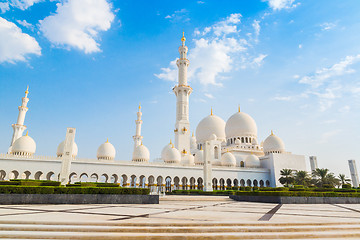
[[132, 103, 143, 153], [173, 32, 192, 155], [8, 86, 29, 153]]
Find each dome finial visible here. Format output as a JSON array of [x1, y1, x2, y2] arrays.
[[25, 131, 28, 136], [200, 145, 203, 150], [271, 130, 274, 135], [25, 85, 29, 95], [238, 105, 240, 112], [138, 103, 141, 111], [106, 138, 109, 143], [170, 139, 172, 145], [192, 132, 194, 137], [211, 107, 213, 116], [181, 30, 186, 43]]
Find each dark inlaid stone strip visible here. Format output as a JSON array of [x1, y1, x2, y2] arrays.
[[258, 204, 282, 221], [333, 204, 360, 214]]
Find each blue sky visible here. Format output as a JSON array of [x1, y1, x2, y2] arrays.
[[0, 0, 360, 176]]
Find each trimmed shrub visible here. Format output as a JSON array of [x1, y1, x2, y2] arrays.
[[244, 186, 252, 191], [258, 187, 289, 192], [0, 181, 19, 185], [253, 186, 259, 191], [294, 185, 304, 189], [342, 184, 351, 189], [0, 186, 150, 195], [323, 184, 334, 189], [95, 183, 120, 188]]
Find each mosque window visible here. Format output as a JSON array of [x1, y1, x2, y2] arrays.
[[245, 137, 248, 143], [249, 138, 252, 143], [214, 146, 219, 159], [241, 137, 244, 143]]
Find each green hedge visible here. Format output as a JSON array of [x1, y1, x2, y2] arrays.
[[6, 180, 61, 186], [0, 186, 150, 195], [234, 191, 360, 198], [167, 190, 235, 195]]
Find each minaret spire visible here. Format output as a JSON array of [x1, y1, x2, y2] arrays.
[[8, 86, 30, 153], [174, 31, 192, 157], [132, 104, 143, 154]]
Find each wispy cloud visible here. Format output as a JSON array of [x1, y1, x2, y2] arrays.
[[156, 13, 265, 87], [204, 93, 214, 99], [262, 0, 300, 11], [320, 22, 336, 31], [16, 20, 34, 30], [252, 54, 267, 66], [299, 54, 360, 88], [318, 129, 342, 144], [164, 9, 190, 22]]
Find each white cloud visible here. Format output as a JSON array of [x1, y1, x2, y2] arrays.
[[0, 2, 10, 13], [339, 105, 350, 113], [299, 54, 360, 88], [318, 129, 342, 144], [204, 93, 214, 99], [320, 22, 336, 31], [156, 13, 265, 87], [16, 20, 33, 30], [10, 0, 42, 10], [298, 44, 302, 49], [0, 17, 41, 63], [154, 59, 177, 82], [40, 0, 115, 54], [262, 0, 299, 10], [197, 1, 204, 4], [293, 74, 300, 79], [164, 9, 190, 22], [252, 54, 267, 66], [272, 96, 293, 101], [252, 20, 260, 41]]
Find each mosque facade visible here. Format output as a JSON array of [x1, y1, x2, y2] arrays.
[[0, 34, 307, 191]]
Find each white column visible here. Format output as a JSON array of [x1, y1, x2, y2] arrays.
[[8, 86, 29, 153], [59, 128, 76, 185], [174, 32, 192, 155], [132, 104, 143, 154], [309, 156, 318, 172], [203, 140, 213, 192], [348, 159, 359, 188]]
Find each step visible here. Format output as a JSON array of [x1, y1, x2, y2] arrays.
[[1, 224, 360, 233], [1, 230, 360, 239]]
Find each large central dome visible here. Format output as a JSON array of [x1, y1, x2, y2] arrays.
[[225, 111, 257, 138], [196, 113, 226, 143]]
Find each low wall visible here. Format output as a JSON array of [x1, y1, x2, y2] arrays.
[[229, 195, 360, 204], [0, 194, 159, 204]]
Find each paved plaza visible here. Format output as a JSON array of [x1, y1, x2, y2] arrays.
[[1, 196, 360, 239]]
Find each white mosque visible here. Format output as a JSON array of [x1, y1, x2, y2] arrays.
[[0, 33, 307, 191]]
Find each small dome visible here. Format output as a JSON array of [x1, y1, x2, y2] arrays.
[[132, 144, 150, 162], [221, 152, 236, 167], [181, 154, 194, 165], [12, 134, 36, 156], [97, 140, 116, 160], [235, 139, 241, 145], [57, 140, 78, 158], [263, 131, 285, 154], [194, 150, 204, 165], [162, 142, 181, 164], [225, 111, 257, 138], [245, 154, 260, 168], [196, 113, 226, 143]]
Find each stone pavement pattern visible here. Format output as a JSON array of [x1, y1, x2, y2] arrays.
[[1, 196, 360, 239]]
